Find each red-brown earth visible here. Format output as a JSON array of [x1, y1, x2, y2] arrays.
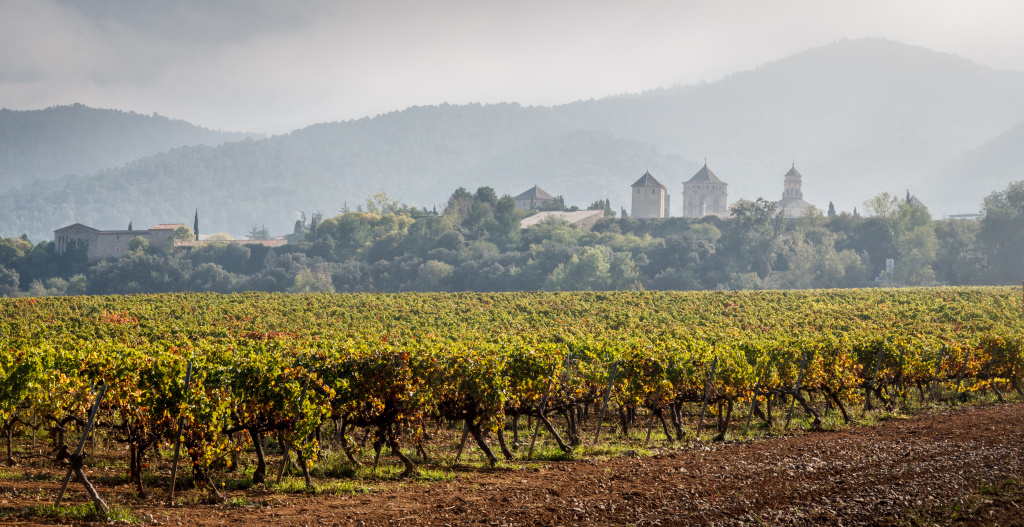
[[2, 403, 1022, 526]]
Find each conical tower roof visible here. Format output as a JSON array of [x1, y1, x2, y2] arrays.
[[631, 171, 666, 189]]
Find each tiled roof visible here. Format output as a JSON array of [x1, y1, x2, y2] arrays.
[[175, 238, 287, 248], [631, 171, 667, 188], [514, 186, 555, 201], [519, 210, 605, 230], [686, 163, 723, 183], [150, 224, 187, 230]]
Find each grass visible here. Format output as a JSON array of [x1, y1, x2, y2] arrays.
[[269, 476, 371, 495], [0, 469, 19, 480], [29, 502, 137, 523]]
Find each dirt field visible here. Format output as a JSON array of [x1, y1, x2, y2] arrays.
[[3, 403, 1023, 526]]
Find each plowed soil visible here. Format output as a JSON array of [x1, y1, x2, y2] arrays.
[[4, 403, 1024, 526]]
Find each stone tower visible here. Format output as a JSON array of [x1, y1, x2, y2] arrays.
[[682, 162, 728, 217], [630, 171, 668, 218], [776, 164, 814, 218]]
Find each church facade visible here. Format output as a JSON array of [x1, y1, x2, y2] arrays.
[[775, 164, 815, 218], [682, 163, 729, 218]]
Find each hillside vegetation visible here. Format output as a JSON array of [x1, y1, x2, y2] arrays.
[[3, 39, 1024, 241], [0, 104, 257, 193]]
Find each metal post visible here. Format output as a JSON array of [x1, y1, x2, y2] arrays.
[[168, 361, 193, 504]]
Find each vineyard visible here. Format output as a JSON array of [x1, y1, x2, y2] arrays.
[[1, 288, 1023, 520]]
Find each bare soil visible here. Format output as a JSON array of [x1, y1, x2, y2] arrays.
[[3, 403, 1023, 526]]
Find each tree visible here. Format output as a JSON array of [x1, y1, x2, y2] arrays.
[[863, 192, 937, 284], [445, 187, 474, 216], [547, 246, 640, 291], [725, 198, 786, 279], [128, 221, 133, 231], [588, 199, 615, 218], [128, 236, 149, 253], [67, 274, 88, 295], [0, 265, 19, 297], [193, 209, 200, 240], [979, 180, 1024, 283], [365, 189, 403, 215], [474, 186, 498, 205], [415, 260, 454, 291], [247, 224, 271, 240], [827, 202, 837, 217], [288, 268, 335, 293], [173, 226, 195, 243]]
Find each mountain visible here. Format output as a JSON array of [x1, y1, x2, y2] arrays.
[[0, 103, 258, 191], [548, 38, 1024, 212], [928, 123, 1024, 215], [4, 38, 1024, 241]]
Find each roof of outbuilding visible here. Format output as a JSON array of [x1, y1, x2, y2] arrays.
[[631, 171, 666, 188], [514, 186, 555, 201]]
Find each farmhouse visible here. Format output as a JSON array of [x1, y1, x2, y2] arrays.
[[54, 223, 184, 261]]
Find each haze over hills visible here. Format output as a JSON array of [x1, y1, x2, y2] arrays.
[[0, 104, 259, 192], [934, 123, 1024, 214], [2, 38, 1024, 241]]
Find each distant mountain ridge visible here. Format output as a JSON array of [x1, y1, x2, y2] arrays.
[[0, 103, 259, 191], [3, 38, 1024, 241]]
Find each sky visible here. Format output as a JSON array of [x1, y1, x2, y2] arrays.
[[2, 0, 1024, 134]]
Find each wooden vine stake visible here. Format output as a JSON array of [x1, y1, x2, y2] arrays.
[[591, 360, 619, 446], [863, 348, 886, 412], [276, 378, 310, 486], [167, 361, 193, 504], [928, 346, 945, 401], [55, 384, 108, 515], [785, 354, 808, 430], [695, 357, 718, 441], [743, 369, 765, 435], [526, 364, 557, 459]]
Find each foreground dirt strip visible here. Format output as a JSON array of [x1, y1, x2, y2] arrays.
[[119, 403, 1020, 527]]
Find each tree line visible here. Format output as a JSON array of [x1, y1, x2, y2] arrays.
[[1, 180, 1023, 297]]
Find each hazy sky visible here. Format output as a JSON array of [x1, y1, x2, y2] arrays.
[[2, 0, 1023, 134]]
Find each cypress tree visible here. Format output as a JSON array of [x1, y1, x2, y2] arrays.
[[193, 209, 199, 240]]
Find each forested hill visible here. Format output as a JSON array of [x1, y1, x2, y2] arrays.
[[0, 104, 257, 191], [4, 38, 1024, 241], [932, 123, 1024, 215]]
